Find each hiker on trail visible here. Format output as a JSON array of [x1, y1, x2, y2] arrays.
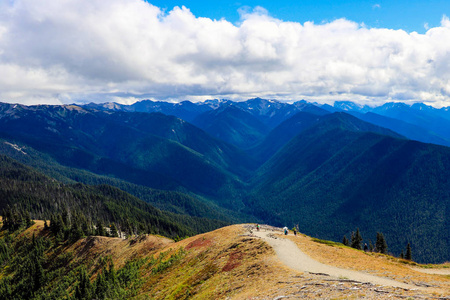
[[293, 228, 297, 236], [364, 243, 368, 252], [256, 224, 260, 231], [283, 226, 288, 235]]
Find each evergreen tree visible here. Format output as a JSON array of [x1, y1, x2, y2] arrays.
[[2, 205, 29, 231], [0, 239, 10, 265], [31, 234, 45, 293], [351, 228, 363, 250], [13, 234, 46, 298], [94, 270, 108, 299], [96, 220, 106, 236], [69, 222, 84, 242], [25, 212, 33, 228], [50, 214, 65, 236], [342, 235, 349, 246], [75, 267, 92, 300], [369, 241, 374, 252], [405, 243, 412, 260], [109, 223, 119, 238], [80, 215, 92, 237], [400, 251, 404, 259], [375, 232, 388, 254], [0, 277, 12, 300]]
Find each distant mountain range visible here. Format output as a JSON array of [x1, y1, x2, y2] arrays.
[[0, 98, 449, 263], [85, 98, 450, 148]]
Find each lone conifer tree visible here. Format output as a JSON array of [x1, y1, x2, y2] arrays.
[[342, 235, 349, 246], [376, 232, 388, 254], [351, 228, 363, 250], [405, 243, 412, 260]]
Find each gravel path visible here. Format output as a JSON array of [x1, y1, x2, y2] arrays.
[[254, 230, 418, 290]]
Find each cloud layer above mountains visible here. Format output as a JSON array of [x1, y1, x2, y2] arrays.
[[1, 0, 450, 106]]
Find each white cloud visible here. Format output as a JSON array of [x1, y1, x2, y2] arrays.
[[0, 0, 450, 106]]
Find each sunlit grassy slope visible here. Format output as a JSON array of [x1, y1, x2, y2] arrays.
[[7, 222, 448, 299]]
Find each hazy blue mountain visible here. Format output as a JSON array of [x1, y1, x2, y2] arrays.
[[333, 101, 372, 113], [321, 100, 450, 147], [232, 98, 326, 129], [292, 100, 330, 116], [252, 112, 403, 163], [371, 102, 450, 142], [192, 105, 269, 149], [320, 103, 341, 113], [131, 100, 215, 122], [83, 99, 216, 122], [84, 98, 329, 129], [251, 112, 323, 163], [350, 111, 450, 147]]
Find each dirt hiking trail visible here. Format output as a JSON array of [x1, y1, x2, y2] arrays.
[[254, 229, 420, 290]]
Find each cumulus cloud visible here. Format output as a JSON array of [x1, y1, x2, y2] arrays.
[[0, 0, 450, 106]]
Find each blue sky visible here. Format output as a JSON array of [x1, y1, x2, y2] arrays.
[[149, 0, 450, 33], [1, 0, 450, 107]]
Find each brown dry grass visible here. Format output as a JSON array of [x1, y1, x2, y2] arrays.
[[12, 222, 450, 299], [135, 225, 292, 299], [283, 230, 450, 296]]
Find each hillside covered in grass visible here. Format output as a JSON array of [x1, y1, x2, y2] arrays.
[[0, 222, 448, 299]]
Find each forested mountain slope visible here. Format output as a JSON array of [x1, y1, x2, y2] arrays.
[[249, 114, 450, 263], [0, 103, 255, 205], [252, 112, 403, 163], [0, 155, 228, 238], [192, 105, 269, 149], [0, 140, 248, 225]]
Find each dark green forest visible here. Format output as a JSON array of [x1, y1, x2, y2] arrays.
[[0, 155, 228, 239], [0, 217, 189, 299]]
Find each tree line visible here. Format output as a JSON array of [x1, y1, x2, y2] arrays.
[[342, 228, 412, 261]]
